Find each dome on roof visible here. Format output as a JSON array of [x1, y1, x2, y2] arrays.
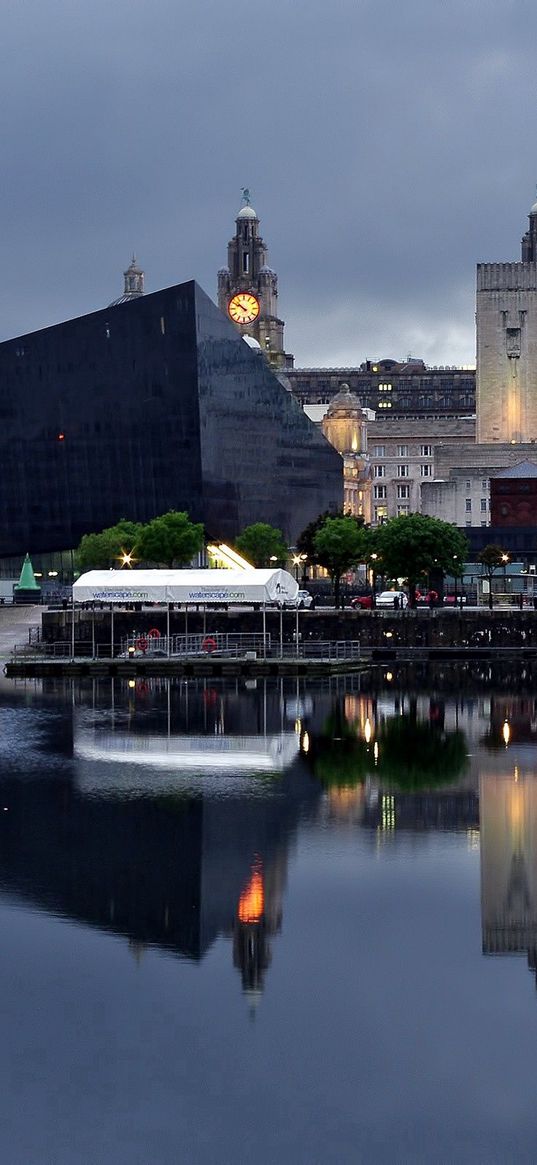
[[530, 201, 537, 216], [237, 205, 258, 219], [217, 266, 230, 275], [327, 383, 362, 414], [259, 265, 275, 275]]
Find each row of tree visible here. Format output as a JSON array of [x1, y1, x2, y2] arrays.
[[296, 511, 469, 608], [76, 509, 473, 609], [77, 512, 205, 571]]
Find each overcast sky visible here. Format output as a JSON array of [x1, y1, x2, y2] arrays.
[[1, 0, 536, 367]]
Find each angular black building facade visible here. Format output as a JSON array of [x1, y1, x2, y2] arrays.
[[0, 280, 342, 556]]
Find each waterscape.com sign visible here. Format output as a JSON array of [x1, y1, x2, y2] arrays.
[[92, 590, 151, 601], [187, 590, 247, 601]]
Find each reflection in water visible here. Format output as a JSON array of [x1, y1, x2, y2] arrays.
[[3, 671, 537, 1002], [480, 768, 537, 982]]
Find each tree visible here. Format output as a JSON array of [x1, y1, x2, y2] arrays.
[[234, 522, 288, 568], [296, 509, 365, 565], [313, 516, 370, 608], [477, 544, 509, 610], [76, 519, 144, 571], [377, 716, 468, 788], [374, 514, 468, 607], [138, 511, 205, 567]]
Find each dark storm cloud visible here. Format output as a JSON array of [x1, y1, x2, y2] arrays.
[[0, 0, 536, 365]]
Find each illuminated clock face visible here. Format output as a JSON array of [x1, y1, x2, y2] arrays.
[[228, 292, 260, 325]]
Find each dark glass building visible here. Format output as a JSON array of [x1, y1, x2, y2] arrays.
[[0, 280, 342, 556]]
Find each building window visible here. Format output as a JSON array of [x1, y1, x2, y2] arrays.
[[397, 484, 410, 499], [466, 481, 471, 490], [373, 445, 385, 457], [375, 505, 388, 523], [397, 444, 408, 457], [242, 252, 249, 274], [398, 465, 409, 477], [420, 464, 432, 477], [374, 465, 386, 478], [465, 499, 472, 512], [397, 504, 410, 516], [482, 480, 488, 491], [421, 444, 432, 456], [374, 484, 387, 499]]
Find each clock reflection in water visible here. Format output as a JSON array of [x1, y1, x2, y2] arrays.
[[228, 293, 260, 325]]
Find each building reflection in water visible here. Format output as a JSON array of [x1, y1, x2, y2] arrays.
[[480, 766, 537, 982], [0, 677, 321, 1005], [6, 673, 537, 996]]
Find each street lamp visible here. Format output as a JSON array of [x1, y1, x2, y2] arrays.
[[370, 553, 379, 606], [501, 552, 510, 599], [292, 554, 302, 582]]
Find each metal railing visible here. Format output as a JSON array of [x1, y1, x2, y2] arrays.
[[120, 631, 271, 657], [9, 635, 362, 662]]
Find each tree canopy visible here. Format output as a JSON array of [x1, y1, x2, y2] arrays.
[[296, 508, 363, 564], [313, 516, 371, 607], [76, 512, 204, 570], [234, 522, 288, 568], [76, 519, 144, 571], [374, 514, 468, 604], [138, 511, 205, 567]]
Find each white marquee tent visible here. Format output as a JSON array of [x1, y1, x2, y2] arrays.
[[73, 568, 298, 605]]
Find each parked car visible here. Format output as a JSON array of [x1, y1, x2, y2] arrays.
[[376, 590, 408, 609], [351, 594, 373, 609], [443, 593, 467, 606], [282, 589, 314, 609]]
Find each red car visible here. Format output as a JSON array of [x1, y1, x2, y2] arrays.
[[351, 594, 373, 609]]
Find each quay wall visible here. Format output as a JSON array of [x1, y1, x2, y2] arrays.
[[41, 608, 537, 650]]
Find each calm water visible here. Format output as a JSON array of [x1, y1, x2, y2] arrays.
[[0, 665, 536, 1163]]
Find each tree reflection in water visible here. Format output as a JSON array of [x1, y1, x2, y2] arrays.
[[308, 698, 468, 791]]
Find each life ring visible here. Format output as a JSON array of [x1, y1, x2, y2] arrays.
[[202, 635, 217, 653], [148, 627, 161, 639], [136, 636, 148, 652]]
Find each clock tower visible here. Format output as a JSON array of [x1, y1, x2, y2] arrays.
[[218, 191, 293, 370]]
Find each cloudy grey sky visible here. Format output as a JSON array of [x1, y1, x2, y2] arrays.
[[1, 0, 536, 367]]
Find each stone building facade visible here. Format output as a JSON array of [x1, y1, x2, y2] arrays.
[[217, 194, 293, 371], [320, 385, 371, 522], [289, 357, 475, 419], [420, 443, 537, 528], [477, 198, 537, 443]]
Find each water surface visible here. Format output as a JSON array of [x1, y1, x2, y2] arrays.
[[0, 667, 535, 1163]]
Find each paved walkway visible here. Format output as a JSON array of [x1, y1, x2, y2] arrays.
[[0, 605, 42, 660]]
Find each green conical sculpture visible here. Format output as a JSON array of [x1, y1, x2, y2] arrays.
[[14, 553, 42, 604]]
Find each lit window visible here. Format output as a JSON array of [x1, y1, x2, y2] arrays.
[[375, 505, 388, 523], [397, 504, 409, 516]]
